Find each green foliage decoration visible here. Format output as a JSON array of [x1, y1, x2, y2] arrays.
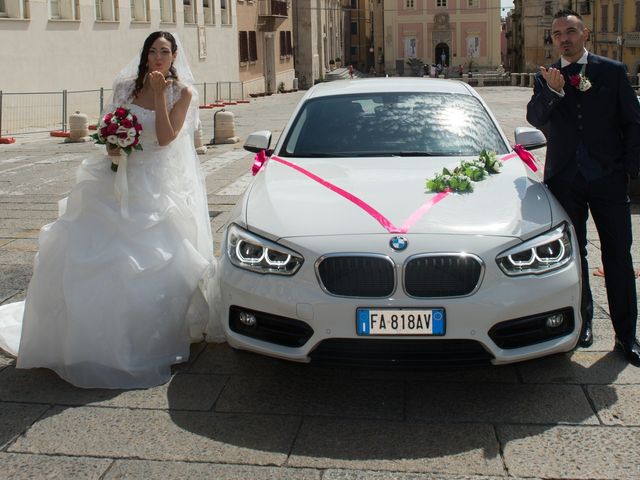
[[425, 150, 501, 193]]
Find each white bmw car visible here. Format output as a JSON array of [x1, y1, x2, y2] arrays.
[[219, 78, 582, 366]]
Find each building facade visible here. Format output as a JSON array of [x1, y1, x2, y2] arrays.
[[236, 0, 295, 95], [590, 0, 640, 75], [0, 0, 239, 92], [292, 0, 344, 89], [345, 0, 374, 72], [380, 0, 502, 76]]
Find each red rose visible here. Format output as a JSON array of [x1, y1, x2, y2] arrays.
[[106, 123, 118, 135], [133, 137, 139, 146], [100, 127, 108, 137], [121, 119, 133, 128], [115, 108, 127, 118], [134, 123, 143, 132], [569, 74, 580, 87]]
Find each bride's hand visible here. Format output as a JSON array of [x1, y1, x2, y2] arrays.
[[148, 71, 171, 95], [106, 144, 121, 156]]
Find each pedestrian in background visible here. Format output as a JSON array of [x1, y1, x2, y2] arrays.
[[527, 9, 640, 366]]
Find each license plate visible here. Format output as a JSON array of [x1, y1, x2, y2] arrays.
[[356, 308, 445, 336]]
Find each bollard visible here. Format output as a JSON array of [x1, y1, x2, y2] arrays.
[[520, 73, 527, 87], [214, 109, 239, 144], [477, 75, 484, 87], [511, 73, 519, 86], [528, 73, 535, 88], [65, 111, 90, 143]]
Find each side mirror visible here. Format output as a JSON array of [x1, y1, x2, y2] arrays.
[[514, 127, 546, 151], [244, 130, 272, 153]]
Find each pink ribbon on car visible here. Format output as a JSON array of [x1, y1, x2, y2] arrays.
[[250, 149, 539, 234], [251, 149, 268, 176], [513, 144, 539, 172]]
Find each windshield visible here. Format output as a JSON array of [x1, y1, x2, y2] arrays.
[[279, 92, 509, 158]]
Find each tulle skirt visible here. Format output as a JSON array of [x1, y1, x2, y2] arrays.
[[0, 141, 221, 389]]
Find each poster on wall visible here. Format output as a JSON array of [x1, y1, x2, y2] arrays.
[[404, 37, 417, 59], [467, 36, 480, 58]]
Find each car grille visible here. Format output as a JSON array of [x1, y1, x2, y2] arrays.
[[317, 255, 395, 297], [309, 339, 494, 367], [404, 255, 482, 297]]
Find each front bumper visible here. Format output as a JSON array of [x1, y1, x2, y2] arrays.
[[219, 232, 582, 366]]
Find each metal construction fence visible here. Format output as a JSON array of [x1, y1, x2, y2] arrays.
[[0, 81, 244, 136]]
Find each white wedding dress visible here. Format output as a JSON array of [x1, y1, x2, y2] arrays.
[[0, 82, 222, 389]]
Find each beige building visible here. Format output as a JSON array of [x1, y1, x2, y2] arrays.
[[292, 0, 344, 89], [236, 0, 295, 95], [508, 0, 598, 72], [0, 0, 239, 93], [591, 0, 640, 75], [345, 0, 374, 72], [380, 0, 502, 76]]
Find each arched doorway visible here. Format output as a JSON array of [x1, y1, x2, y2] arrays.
[[435, 43, 450, 67]]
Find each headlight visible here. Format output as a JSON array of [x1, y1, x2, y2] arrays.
[[226, 224, 303, 275], [496, 223, 572, 276]]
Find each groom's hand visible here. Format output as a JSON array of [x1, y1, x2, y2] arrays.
[[539, 66, 565, 93]]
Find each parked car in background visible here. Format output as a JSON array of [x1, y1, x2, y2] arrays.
[[218, 78, 582, 367]]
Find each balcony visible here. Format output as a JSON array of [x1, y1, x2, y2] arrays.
[[257, 0, 287, 31], [258, 0, 288, 17], [624, 31, 640, 48]]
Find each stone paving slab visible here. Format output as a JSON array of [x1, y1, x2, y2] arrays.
[[0, 368, 227, 411], [517, 351, 640, 385], [104, 459, 322, 479], [0, 452, 112, 480], [215, 376, 405, 420], [405, 383, 598, 425], [8, 406, 300, 465], [499, 424, 640, 479], [287, 418, 504, 476], [587, 385, 640, 426], [322, 471, 531, 480], [0, 402, 48, 449]]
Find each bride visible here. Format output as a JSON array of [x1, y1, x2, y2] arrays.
[[0, 31, 222, 389]]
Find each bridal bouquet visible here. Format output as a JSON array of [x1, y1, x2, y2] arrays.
[[91, 107, 143, 171]]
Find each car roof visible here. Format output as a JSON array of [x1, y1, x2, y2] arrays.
[[305, 77, 478, 99]]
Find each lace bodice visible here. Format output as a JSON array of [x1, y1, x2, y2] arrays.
[[110, 79, 188, 114]]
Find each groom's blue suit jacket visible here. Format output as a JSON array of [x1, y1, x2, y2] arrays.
[[527, 53, 640, 181]]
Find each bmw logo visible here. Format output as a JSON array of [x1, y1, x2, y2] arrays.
[[389, 236, 408, 251]]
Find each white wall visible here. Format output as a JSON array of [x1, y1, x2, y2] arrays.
[[0, 0, 239, 93]]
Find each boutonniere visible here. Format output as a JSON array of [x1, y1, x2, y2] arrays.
[[569, 64, 591, 92]]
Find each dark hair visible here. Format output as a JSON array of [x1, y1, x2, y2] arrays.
[[133, 31, 178, 99], [553, 9, 582, 21]]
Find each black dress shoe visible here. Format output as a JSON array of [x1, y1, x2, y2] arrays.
[[578, 322, 593, 348], [614, 337, 640, 367]]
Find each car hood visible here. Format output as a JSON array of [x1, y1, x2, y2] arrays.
[[245, 155, 552, 239]]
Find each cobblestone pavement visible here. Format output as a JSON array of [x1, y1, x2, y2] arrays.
[[0, 86, 639, 480]]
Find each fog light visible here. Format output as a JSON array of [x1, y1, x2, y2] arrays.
[[239, 311, 257, 327], [546, 313, 564, 329]]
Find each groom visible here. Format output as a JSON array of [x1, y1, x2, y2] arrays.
[[527, 9, 640, 366]]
